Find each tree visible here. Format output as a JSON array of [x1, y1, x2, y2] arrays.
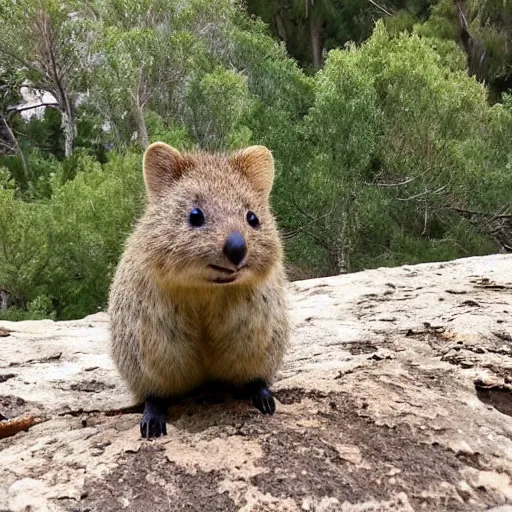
[[415, 0, 512, 98], [87, 0, 173, 149], [0, 0, 92, 157], [245, 0, 433, 71], [0, 73, 28, 185], [457, 0, 512, 97]]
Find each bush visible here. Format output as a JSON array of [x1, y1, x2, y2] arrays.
[[0, 151, 145, 319], [275, 22, 511, 275]]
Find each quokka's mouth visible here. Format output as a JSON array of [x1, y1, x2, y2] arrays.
[[207, 264, 237, 284], [207, 263, 248, 284], [209, 276, 238, 284], [209, 264, 235, 275]]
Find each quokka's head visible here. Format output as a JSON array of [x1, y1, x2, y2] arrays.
[[140, 142, 283, 287]]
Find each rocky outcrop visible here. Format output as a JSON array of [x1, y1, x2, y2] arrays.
[[1, 254, 512, 512]]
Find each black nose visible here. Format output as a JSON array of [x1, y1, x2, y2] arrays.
[[223, 231, 247, 266]]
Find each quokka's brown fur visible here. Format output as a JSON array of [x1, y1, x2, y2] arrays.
[[108, 143, 290, 405]]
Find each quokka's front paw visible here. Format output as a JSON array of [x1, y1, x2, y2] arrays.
[[251, 386, 276, 415], [140, 397, 168, 438]]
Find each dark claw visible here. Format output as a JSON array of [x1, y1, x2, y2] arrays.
[[140, 414, 167, 438], [140, 397, 168, 439], [251, 386, 276, 415]]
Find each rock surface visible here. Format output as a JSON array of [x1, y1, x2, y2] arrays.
[[1, 254, 512, 511]]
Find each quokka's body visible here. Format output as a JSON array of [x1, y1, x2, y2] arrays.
[[108, 143, 290, 438]]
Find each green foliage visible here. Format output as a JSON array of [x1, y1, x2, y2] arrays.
[[246, 0, 433, 70], [414, 0, 459, 41], [275, 21, 511, 275], [413, 0, 512, 97], [384, 10, 418, 34], [0, 186, 50, 304], [0, 151, 145, 319], [291, 47, 382, 271], [187, 67, 253, 150], [1, 2, 511, 320]]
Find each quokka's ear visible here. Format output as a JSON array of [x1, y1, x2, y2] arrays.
[[143, 142, 187, 200], [230, 145, 275, 197]]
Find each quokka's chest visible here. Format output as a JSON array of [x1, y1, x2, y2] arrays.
[[168, 292, 272, 340]]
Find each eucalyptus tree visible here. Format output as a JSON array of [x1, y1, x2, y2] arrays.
[[86, 0, 175, 148], [0, 0, 94, 156]]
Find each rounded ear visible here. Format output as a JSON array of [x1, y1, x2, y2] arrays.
[[230, 145, 275, 196], [143, 142, 186, 200]]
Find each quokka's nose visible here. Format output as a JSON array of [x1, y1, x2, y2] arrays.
[[223, 231, 247, 266]]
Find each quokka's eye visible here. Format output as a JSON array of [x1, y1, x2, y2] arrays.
[[247, 211, 260, 228], [189, 208, 205, 227]]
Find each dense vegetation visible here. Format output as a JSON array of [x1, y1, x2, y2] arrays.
[[0, 0, 511, 320]]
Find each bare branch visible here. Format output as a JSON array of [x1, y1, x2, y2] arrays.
[[279, 228, 301, 240], [447, 206, 512, 221], [0, 140, 15, 151], [302, 228, 332, 251], [279, 223, 332, 251], [396, 185, 448, 201], [366, 176, 416, 188], [367, 0, 393, 17], [289, 189, 316, 221], [422, 201, 428, 236], [443, 206, 512, 253], [0, 113, 28, 183], [288, 189, 338, 229], [7, 102, 59, 114], [365, 168, 430, 188]]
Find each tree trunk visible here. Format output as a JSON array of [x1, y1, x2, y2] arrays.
[[309, 14, 323, 70], [455, 1, 487, 81], [56, 91, 77, 158], [133, 105, 149, 149], [61, 108, 76, 158], [336, 247, 348, 274], [50, 76, 77, 158], [0, 113, 29, 185], [0, 290, 10, 311], [275, 13, 288, 47], [326, 250, 340, 275]]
